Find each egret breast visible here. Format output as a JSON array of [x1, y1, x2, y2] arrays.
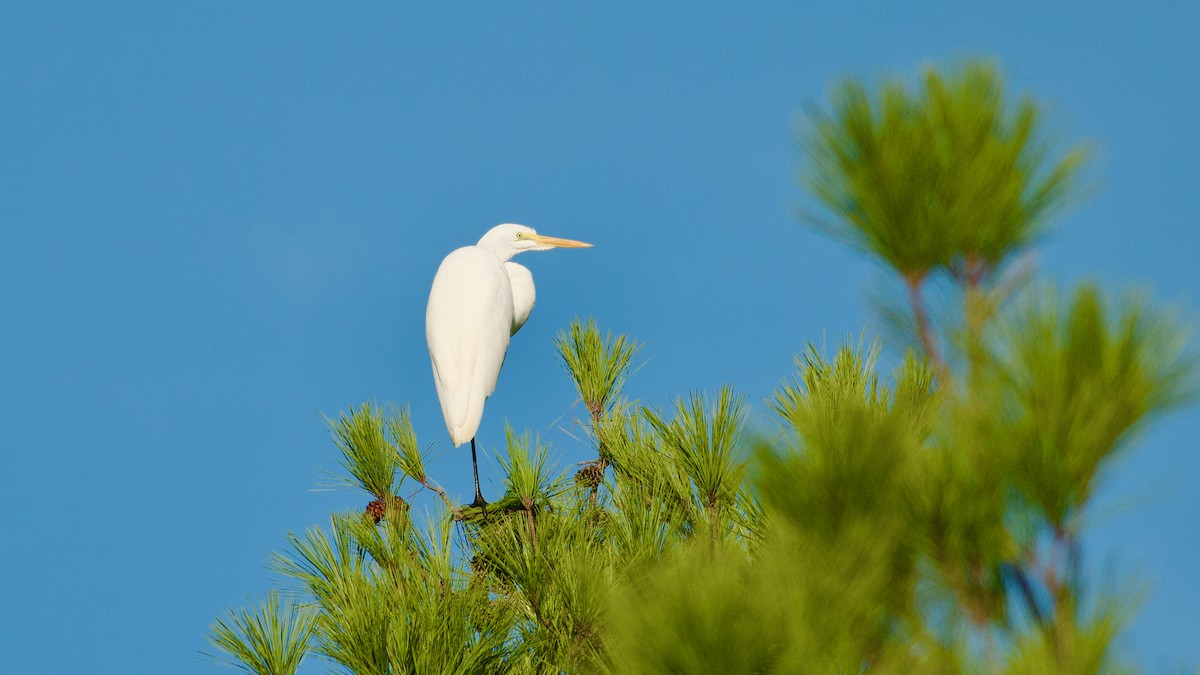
[[504, 261, 536, 335]]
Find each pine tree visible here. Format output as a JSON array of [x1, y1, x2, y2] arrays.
[[206, 60, 1195, 674]]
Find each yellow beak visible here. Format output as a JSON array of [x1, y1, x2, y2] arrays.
[[529, 234, 593, 248]]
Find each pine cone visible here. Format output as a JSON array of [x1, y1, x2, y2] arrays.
[[365, 499, 386, 523], [575, 461, 604, 488], [364, 496, 407, 524]]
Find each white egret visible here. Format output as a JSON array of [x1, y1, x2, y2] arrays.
[[426, 223, 592, 510]]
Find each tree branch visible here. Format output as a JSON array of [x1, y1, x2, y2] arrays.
[[905, 272, 946, 378]]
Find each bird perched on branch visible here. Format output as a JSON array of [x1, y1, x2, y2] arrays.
[[426, 223, 592, 511]]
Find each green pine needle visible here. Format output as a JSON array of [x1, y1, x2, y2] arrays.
[[800, 59, 1088, 279], [386, 405, 427, 484], [644, 387, 748, 538], [203, 591, 316, 675], [555, 317, 642, 422], [324, 403, 399, 499]]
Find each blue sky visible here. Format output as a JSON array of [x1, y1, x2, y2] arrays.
[[2, 3, 1197, 672]]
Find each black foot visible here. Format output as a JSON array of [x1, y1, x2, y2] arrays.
[[470, 494, 489, 517], [468, 437, 488, 518]]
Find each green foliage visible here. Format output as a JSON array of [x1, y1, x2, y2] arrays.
[[496, 427, 564, 516], [759, 344, 924, 666], [601, 404, 697, 529], [324, 403, 401, 499], [801, 59, 1087, 281], [387, 405, 426, 485], [210, 60, 1195, 673], [204, 591, 317, 675], [473, 504, 613, 671], [991, 284, 1196, 530], [556, 317, 641, 423], [644, 387, 748, 540], [1005, 601, 1136, 675], [603, 545, 779, 673], [766, 344, 913, 537], [269, 515, 513, 674]]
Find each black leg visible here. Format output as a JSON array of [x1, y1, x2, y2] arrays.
[[469, 437, 488, 516]]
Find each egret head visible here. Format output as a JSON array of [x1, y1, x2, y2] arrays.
[[478, 223, 592, 260]]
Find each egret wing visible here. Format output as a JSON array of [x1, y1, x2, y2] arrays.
[[426, 247, 515, 446]]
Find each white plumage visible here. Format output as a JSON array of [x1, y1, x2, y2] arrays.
[[426, 246, 514, 446], [425, 223, 591, 508]]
